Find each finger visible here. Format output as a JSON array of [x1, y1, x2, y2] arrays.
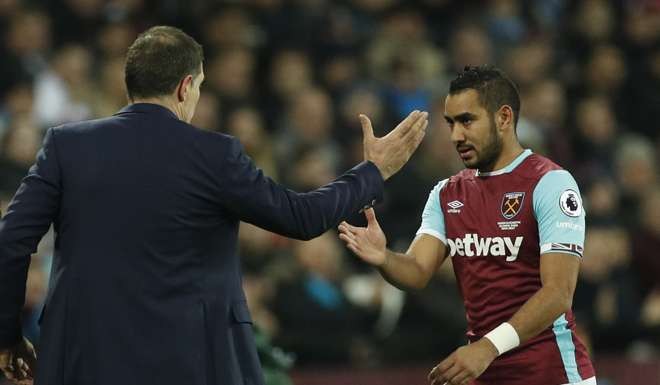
[[410, 119, 428, 148], [448, 371, 470, 385], [359, 114, 375, 141], [339, 233, 356, 244], [389, 110, 420, 139], [338, 223, 357, 238], [339, 221, 362, 234], [364, 207, 378, 226], [18, 357, 32, 378], [443, 365, 464, 385], [402, 118, 428, 158], [401, 111, 428, 145], [346, 243, 362, 256], [3, 368, 17, 380], [430, 378, 447, 385], [429, 361, 448, 381], [436, 355, 455, 373], [339, 234, 360, 252], [428, 365, 439, 381]]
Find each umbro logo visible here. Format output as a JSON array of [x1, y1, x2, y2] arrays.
[[447, 200, 464, 213]]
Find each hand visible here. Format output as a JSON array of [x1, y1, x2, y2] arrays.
[[0, 337, 37, 385], [360, 110, 428, 180], [338, 208, 387, 267], [428, 338, 498, 385]]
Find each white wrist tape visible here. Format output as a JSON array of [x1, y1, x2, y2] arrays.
[[484, 322, 520, 355]]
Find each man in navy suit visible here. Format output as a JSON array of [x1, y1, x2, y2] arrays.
[[0, 26, 427, 385]]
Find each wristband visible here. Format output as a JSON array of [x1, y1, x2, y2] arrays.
[[484, 322, 520, 355]]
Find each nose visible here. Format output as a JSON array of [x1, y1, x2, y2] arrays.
[[450, 124, 466, 144]]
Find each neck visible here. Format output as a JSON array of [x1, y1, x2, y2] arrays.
[[131, 96, 184, 121], [481, 140, 525, 173]]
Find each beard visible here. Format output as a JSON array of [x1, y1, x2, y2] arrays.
[[464, 116, 503, 171]]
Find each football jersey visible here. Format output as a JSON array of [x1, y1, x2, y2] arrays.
[[417, 149, 595, 385]]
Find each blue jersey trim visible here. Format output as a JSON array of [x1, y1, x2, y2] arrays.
[[416, 179, 448, 244], [476, 149, 533, 176], [552, 314, 582, 383]]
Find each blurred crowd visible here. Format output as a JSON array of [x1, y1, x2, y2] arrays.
[[0, 0, 659, 375]]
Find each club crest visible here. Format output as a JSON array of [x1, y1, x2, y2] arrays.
[[501, 192, 525, 220]]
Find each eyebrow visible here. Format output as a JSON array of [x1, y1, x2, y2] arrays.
[[444, 112, 477, 123]]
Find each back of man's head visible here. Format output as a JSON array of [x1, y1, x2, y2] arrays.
[[125, 26, 203, 101], [449, 65, 520, 128]]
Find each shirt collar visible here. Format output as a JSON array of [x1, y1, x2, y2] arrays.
[[114, 103, 179, 120], [475, 149, 533, 177]]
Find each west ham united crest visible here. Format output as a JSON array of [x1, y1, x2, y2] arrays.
[[501, 192, 525, 220]]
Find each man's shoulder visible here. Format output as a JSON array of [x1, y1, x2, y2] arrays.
[[51, 116, 238, 147], [51, 116, 116, 135], [519, 153, 564, 179]]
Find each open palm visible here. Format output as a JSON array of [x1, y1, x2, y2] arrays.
[[338, 208, 387, 266]]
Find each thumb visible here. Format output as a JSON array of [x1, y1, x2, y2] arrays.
[[359, 114, 374, 141], [364, 207, 379, 227]]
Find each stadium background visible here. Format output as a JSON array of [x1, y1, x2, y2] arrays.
[[0, 0, 658, 384]]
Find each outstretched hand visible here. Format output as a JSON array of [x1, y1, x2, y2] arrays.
[[361, 110, 428, 180], [338, 208, 388, 267], [0, 337, 37, 385]]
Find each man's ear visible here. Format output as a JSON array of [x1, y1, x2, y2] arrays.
[[497, 105, 514, 131], [176, 75, 194, 102]]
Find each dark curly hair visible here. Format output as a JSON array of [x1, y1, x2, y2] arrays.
[[449, 65, 521, 128]]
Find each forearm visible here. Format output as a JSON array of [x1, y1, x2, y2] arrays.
[[379, 249, 433, 290], [506, 285, 572, 344]]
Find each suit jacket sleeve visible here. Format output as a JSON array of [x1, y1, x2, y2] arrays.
[[0, 128, 61, 348], [218, 138, 384, 240]]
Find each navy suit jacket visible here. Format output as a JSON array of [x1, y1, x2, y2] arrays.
[[0, 103, 384, 385]]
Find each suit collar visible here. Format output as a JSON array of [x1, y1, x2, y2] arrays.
[[115, 103, 179, 120]]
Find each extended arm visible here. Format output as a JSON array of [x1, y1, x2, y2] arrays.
[[220, 111, 427, 240], [338, 208, 447, 290]]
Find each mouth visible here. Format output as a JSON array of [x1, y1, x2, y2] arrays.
[[457, 146, 475, 160]]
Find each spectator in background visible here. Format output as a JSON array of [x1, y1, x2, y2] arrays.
[[206, 47, 256, 112], [574, 225, 642, 352], [573, 96, 619, 179], [367, 7, 444, 119], [0, 82, 40, 196], [275, 87, 342, 177], [96, 21, 136, 60], [614, 134, 657, 225], [0, 9, 51, 92], [191, 91, 222, 133], [633, 187, 660, 348], [226, 106, 278, 179], [448, 23, 493, 72], [265, 49, 314, 126], [91, 57, 127, 118], [272, 232, 376, 366], [203, 6, 261, 52], [34, 44, 95, 128]]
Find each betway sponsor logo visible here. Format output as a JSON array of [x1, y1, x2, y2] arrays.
[[447, 234, 523, 262]]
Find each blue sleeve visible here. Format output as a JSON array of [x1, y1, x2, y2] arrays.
[[533, 170, 586, 258], [416, 179, 447, 244]]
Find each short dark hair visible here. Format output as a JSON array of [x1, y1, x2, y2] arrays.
[[125, 26, 203, 100], [449, 65, 520, 127]]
